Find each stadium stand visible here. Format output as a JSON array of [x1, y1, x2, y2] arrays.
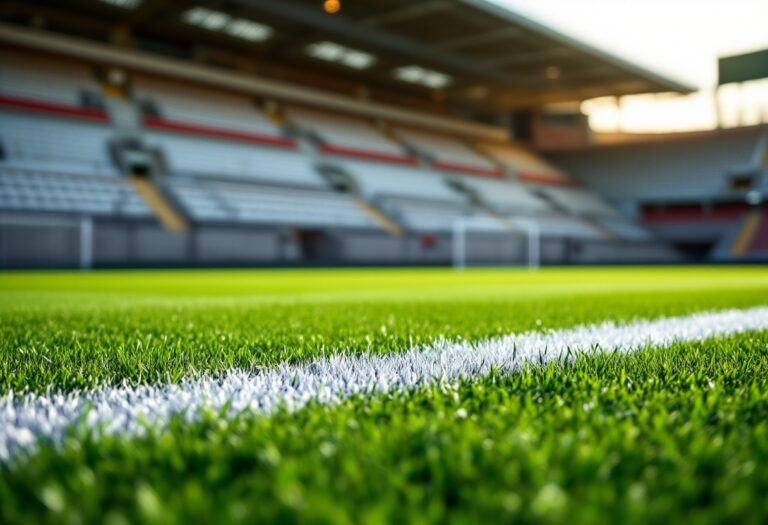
[[393, 127, 504, 177], [377, 197, 478, 232], [337, 159, 476, 232], [285, 106, 416, 165], [548, 127, 768, 258], [1, 114, 115, 176], [0, 51, 115, 176], [133, 77, 287, 140], [341, 160, 463, 203], [133, 78, 324, 188], [0, 51, 153, 224], [0, 0, 692, 267], [534, 186, 620, 217], [0, 167, 150, 218], [548, 128, 767, 202], [456, 177, 552, 215], [0, 50, 100, 106], [478, 142, 573, 185], [164, 178, 376, 229], [143, 132, 322, 187], [523, 214, 602, 239], [595, 217, 654, 241]]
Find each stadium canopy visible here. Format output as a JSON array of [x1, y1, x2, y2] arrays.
[[0, 0, 692, 115]]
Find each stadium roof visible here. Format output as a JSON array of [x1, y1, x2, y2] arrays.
[[1, 0, 693, 114]]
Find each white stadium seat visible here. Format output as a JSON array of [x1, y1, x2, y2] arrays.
[[0, 51, 115, 177], [458, 177, 553, 214], [509, 213, 603, 239], [535, 186, 620, 217], [146, 132, 326, 188], [1, 113, 116, 176], [378, 196, 498, 232], [0, 50, 102, 106], [286, 106, 409, 159], [133, 77, 282, 137], [0, 167, 151, 218], [165, 178, 376, 229], [342, 159, 466, 203], [477, 142, 571, 184], [393, 127, 500, 175]]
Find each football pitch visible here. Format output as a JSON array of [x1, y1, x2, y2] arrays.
[[2, 266, 768, 524]]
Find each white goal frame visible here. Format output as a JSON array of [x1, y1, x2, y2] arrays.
[[452, 217, 539, 270], [0, 213, 93, 269]]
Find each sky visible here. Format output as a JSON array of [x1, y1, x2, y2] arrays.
[[490, 0, 768, 132]]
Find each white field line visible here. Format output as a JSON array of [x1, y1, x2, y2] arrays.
[[2, 306, 768, 461]]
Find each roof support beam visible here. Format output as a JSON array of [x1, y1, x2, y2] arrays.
[[434, 26, 523, 51], [358, 1, 452, 28], [481, 47, 572, 67]]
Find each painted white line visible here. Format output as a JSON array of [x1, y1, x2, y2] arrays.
[[2, 306, 768, 461]]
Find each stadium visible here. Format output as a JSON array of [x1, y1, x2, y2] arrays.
[[0, 0, 767, 523]]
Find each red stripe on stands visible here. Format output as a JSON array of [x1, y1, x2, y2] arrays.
[[317, 144, 419, 165], [642, 204, 748, 224], [517, 172, 578, 186], [432, 160, 505, 178], [143, 116, 297, 149], [0, 94, 109, 123]]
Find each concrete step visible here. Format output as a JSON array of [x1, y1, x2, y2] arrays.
[[355, 199, 403, 237], [130, 177, 188, 232]]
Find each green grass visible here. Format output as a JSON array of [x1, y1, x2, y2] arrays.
[[2, 266, 768, 523], [2, 266, 768, 394]]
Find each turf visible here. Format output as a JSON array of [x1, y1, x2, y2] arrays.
[[2, 266, 768, 394], [2, 266, 768, 523]]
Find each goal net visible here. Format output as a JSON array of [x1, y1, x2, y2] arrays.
[[451, 217, 540, 270]]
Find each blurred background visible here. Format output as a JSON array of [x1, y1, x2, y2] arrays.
[[0, 0, 766, 268]]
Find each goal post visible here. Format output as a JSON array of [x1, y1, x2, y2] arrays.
[[452, 217, 539, 270]]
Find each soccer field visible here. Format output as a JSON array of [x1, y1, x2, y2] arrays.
[[2, 266, 768, 523]]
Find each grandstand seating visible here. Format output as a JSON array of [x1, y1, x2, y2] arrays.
[[377, 196, 479, 232], [642, 203, 751, 225], [456, 177, 552, 214], [285, 107, 416, 164], [477, 142, 573, 185], [342, 159, 464, 203], [1, 113, 115, 176], [0, 167, 151, 218], [0, 51, 115, 176], [535, 186, 619, 217], [338, 160, 474, 231], [133, 78, 328, 187], [164, 178, 375, 229], [0, 50, 102, 106], [515, 213, 602, 239], [393, 127, 503, 177], [0, 50, 655, 254], [145, 132, 324, 187], [133, 77, 286, 141], [548, 129, 768, 202]]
